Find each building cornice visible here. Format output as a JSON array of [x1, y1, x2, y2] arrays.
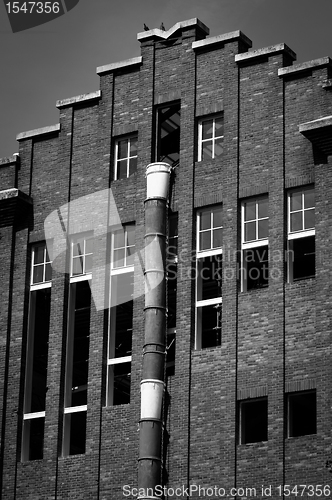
[[137, 18, 209, 42], [235, 43, 296, 64], [17, 124, 60, 141], [96, 56, 143, 75], [193, 30, 252, 51], [56, 90, 101, 108], [278, 56, 332, 77]]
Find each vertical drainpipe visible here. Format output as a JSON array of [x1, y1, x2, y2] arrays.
[[138, 162, 172, 499]]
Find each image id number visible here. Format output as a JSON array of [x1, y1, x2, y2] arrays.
[[6, 2, 60, 14]]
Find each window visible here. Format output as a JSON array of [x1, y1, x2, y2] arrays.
[[195, 207, 223, 350], [287, 187, 315, 281], [156, 103, 180, 167], [286, 390, 316, 437], [238, 397, 268, 444], [22, 244, 52, 461], [63, 234, 93, 456], [241, 197, 269, 291], [71, 235, 93, 277], [198, 115, 224, 162], [107, 224, 135, 405], [114, 135, 138, 180], [31, 244, 52, 285], [166, 213, 178, 375]]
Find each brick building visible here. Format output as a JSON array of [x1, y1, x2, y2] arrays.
[[1, 17, 332, 499]]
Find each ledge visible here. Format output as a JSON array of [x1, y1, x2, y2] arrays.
[[235, 43, 296, 63], [17, 124, 60, 141], [193, 30, 252, 51], [0, 188, 33, 227], [278, 56, 332, 77], [0, 188, 31, 203], [137, 18, 209, 42], [96, 56, 142, 75], [299, 115, 332, 156], [56, 90, 101, 108], [0, 154, 19, 167]]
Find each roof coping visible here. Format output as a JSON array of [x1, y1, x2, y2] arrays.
[[193, 30, 252, 51], [56, 90, 101, 108], [17, 124, 60, 141], [235, 43, 296, 63], [97, 56, 142, 75], [299, 115, 332, 133], [0, 188, 32, 204], [137, 18, 209, 42], [278, 56, 332, 77], [0, 154, 19, 167]]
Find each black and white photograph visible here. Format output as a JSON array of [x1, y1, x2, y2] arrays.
[[1, 1, 332, 498]]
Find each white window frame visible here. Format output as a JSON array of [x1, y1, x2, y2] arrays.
[[106, 224, 135, 406], [195, 206, 223, 350], [288, 186, 315, 240], [287, 186, 315, 282], [22, 243, 52, 461], [30, 243, 52, 288], [114, 134, 138, 180], [198, 114, 224, 162], [70, 233, 93, 280], [241, 197, 269, 292]]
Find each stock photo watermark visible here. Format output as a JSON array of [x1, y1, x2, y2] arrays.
[[3, 0, 80, 32]]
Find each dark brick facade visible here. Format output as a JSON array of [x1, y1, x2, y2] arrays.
[[1, 18, 332, 499]]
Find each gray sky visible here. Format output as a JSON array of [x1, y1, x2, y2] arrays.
[[1, 0, 332, 158]]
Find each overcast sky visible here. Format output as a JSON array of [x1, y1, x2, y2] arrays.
[[1, 0, 332, 158]]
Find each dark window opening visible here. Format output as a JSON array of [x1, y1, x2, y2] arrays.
[[199, 304, 222, 349], [71, 281, 91, 407], [239, 397, 268, 444], [108, 271, 133, 406], [112, 363, 131, 405], [167, 263, 177, 330], [112, 300, 133, 359], [166, 331, 176, 377], [197, 255, 222, 302], [67, 411, 87, 455], [156, 103, 180, 167], [290, 236, 315, 281], [243, 246, 268, 290], [23, 417, 45, 461], [28, 288, 51, 413], [167, 213, 178, 260], [287, 390, 316, 437]]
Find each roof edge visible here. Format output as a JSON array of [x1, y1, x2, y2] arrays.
[[278, 57, 332, 77], [56, 90, 101, 109], [0, 154, 19, 167], [17, 124, 60, 141], [235, 43, 296, 63], [299, 115, 332, 133], [97, 56, 142, 75], [193, 30, 252, 51], [137, 18, 209, 41]]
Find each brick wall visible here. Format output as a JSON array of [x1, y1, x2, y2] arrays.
[[1, 19, 332, 499]]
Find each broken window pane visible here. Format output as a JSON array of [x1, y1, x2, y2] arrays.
[[156, 103, 181, 167]]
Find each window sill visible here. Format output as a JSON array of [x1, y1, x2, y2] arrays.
[[285, 433, 317, 440], [237, 440, 268, 447]]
